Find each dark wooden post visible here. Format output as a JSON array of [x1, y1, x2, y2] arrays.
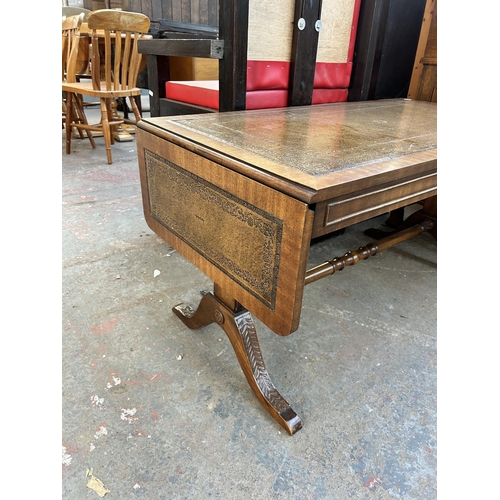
[[349, 0, 427, 101], [145, 54, 170, 117], [288, 0, 323, 106], [218, 0, 249, 112]]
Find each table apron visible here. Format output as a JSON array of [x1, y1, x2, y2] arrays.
[[311, 172, 437, 237]]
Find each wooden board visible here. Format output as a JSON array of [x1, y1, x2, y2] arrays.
[[169, 56, 219, 80], [408, 0, 437, 102]]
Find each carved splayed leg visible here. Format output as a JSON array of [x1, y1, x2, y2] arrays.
[[172, 291, 302, 435], [230, 309, 302, 435]]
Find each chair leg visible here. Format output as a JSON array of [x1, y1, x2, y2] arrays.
[[105, 99, 115, 145], [72, 98, 85, 140], [134, 94, 142, 115], [72, 103, 86, 139], [100, 98, 113, 164], [129, 95, 142, 123], [73, 94, 96, 148], [63, 91, 84, 139], [65, 92, 73, 155]]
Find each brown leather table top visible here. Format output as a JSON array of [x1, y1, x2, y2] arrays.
[[139, 99, 437, 204]]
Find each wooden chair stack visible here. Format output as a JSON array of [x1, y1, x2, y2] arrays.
[[63, 9, 150, 164], [62, 13, 95, 147]]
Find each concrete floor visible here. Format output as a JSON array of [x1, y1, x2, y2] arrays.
[[62, 107, 437, 499]]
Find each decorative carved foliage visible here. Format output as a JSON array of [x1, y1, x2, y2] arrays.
[[235, 312, 289, 412]]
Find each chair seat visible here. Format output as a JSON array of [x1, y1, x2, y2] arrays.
[[63, 80, 142, 98], [166, 80, 220, 109]]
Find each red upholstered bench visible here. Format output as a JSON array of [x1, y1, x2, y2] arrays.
[[164, 0, 361, 112], [166, 60, 290, 110], [166, 59, 355, 110]]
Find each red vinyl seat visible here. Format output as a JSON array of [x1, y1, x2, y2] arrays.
[[166, 60, 290, 110]]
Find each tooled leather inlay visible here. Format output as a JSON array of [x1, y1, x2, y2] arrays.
[[145, 149, 283, 309], [167, 100, 437, 175]]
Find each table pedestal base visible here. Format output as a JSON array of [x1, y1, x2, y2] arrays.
[[173, 291, 302, 435], [170, 207, 436, 434]]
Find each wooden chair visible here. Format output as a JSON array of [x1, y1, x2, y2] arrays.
[[63, 9, 150, 164], [62, 13, 95, 147], [62, 6, 92, 21], [62, 7, 94, 79], [160, 0, 361, 115]]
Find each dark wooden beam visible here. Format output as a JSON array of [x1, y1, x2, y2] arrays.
[[218, 0, 249, 112], [138, 38, 223, 58], [288, 0, 323, 106]]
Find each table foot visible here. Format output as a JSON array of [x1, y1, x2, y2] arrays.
[[172, 292, 216, 330], [173, 292, 302, 435]]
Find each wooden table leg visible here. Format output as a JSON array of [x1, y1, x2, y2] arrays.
[[172, 290, 302, 435]]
